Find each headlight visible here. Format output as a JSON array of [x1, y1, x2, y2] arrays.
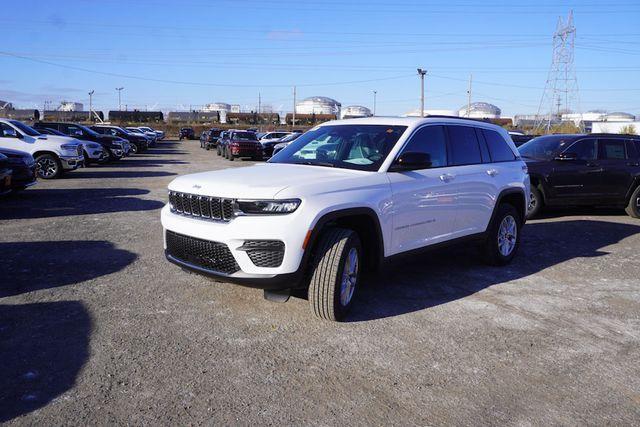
[[235, 199, 301, 215]]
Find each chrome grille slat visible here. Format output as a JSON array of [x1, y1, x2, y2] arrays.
[[168, 191, 233, 222]]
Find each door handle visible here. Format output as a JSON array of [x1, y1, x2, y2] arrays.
[[486, 168, 499, 177], [439, 173, 455, 182], [586, 162, 599, 167]]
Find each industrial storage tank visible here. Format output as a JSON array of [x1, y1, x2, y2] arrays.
[[605, 112, 635, 122], [342, 105, 372, 119], [296, 96, 341, 116], [458, 102, 501, 119], [202, 103, 231, 123]]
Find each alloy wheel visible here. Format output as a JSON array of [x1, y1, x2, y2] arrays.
[[36, 157, 58, 178], [497, 215, 517, 257], [339, 247, 359, 307]]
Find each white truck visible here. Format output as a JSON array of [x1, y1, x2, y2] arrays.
[[0, 119, 84, 179], [161, 117, 530, 321]]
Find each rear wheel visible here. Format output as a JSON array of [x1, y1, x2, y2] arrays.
[[35, 154, 62, 179], [482, 203, 521, 266], [625, 185, 640, 218], [130, 143, 138, 154], [308, 228, 362, 321], [527, 186, 543, 219]]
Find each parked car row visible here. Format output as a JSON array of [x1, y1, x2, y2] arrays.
[[196, 128, 303, 161], [0, 119, 163, 189]]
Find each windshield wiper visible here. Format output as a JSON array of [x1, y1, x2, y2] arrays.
[[297, 161, 335, 167]]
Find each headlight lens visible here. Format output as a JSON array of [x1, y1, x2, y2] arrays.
[[236, 199, 301, 215]]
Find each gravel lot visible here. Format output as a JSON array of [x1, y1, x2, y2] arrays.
[[1, 140, 639, 425]]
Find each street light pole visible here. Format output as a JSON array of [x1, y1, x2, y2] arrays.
[[116, 87, 124, 111], [88, 90, 94, 122], [417, 68, 427, 117], [292, 86, 296, 130], [373, 90, 377, 116]]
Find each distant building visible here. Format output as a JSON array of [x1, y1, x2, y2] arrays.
[[0, 100, 13, 110], [341, 105, 372, 119], [296, 96, 341, 116]]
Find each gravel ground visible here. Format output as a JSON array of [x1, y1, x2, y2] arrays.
[[1, 140, 639, 425]]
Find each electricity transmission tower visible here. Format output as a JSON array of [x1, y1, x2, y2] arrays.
[[535, 11, 580, 132]]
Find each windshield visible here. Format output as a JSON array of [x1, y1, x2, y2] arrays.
[[270, 124, 408, 171], [233, 132, 257, 141], [9, 120, 41, 136], [518, 135, 578, 160]]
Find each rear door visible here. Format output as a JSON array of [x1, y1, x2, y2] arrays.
[[597, 138, 637, 201], [547, 138, 601, 201], [445, 125, 496, 237]]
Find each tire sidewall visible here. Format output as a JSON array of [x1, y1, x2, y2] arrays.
[[527, 187, 542, 219], [626, 186, 640, 218], [332, 233, 362, 319]]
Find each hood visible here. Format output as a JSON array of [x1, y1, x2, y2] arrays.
[[0, 147, 33, 161], [40, 135, 83, 146], [168, 163, 371, 199]]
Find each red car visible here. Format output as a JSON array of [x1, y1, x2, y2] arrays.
[[224, 131, 263, 161]]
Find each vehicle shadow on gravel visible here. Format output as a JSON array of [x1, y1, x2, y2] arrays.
[[347, 219, 640, 322], [0, 240, 137, 297], [99, 159, 188, 168], [0, 188, 164, 220], [64, 170, 177, 179], [0, 301, 91, 422]]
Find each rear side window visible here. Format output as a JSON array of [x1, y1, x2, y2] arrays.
[[401, 125, 447, 167], [447, 126, 482, 166], [482, 129, 516, 162], [598, 139, 627, 160]]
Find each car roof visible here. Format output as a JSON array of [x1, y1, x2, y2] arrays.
[[317, 116, 508, 132]]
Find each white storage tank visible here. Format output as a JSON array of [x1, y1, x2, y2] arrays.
[[203, 102, 231, 123], [605, 112, 635, 122], [342, 105, 372, 119], [295, 96, 341, 116], [458, 102, 501, 119]]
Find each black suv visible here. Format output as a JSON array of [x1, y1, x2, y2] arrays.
[[91, 125, 148, 154], [34, 122, 125, 162], [200, 128, 222, 150], [0, 147, 37, 193], [520, 133, 640, 218], [179, 127, 195, 140]]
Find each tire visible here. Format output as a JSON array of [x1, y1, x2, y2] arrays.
[[527, 186, 543, 219], [82, 151, 93, 167], [217, 146, 221, 156], [35, 153, 62, 179], [482, 203, 522, 266], [308, 228, 362, 321], [130, 144, 138, 154], [625, 185, 640, 218]]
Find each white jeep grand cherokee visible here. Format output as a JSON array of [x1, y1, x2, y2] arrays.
[[161, 117, 530, 321]]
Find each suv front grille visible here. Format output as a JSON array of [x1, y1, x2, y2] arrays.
[[169, 191, 235, 221], [166, 230, 240, 275], [240, 240, 285, 268]]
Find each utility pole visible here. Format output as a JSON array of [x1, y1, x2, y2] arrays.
[[373, 90, 377, 116], [466, 74, 473, 118], [116, 87, 124, 111], [417, 68, 427, 117], [88, 90, 94, 122], [258, 92, 261, 115], [292, 86, 297, 129]]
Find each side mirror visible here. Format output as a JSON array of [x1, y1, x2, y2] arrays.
[[555, 152, 577, 161], [389, 151, 432, 171]]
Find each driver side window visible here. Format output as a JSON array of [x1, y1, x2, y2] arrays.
[[566, 139, 596, 160], [399, 125, 447, 168]]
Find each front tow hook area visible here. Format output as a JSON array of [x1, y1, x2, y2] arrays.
[[264, 289, 290, 303]]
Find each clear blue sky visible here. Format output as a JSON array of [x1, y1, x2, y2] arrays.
[[1, 0, 640, 117]]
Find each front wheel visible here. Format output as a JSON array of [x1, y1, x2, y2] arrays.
[[625, 185, 640, 218], [308, 228, 362, 321], [482, 203, 521, 266], [130, 144, 138, 154], [527, 186, 543, 219], [35, 154, 62, 179]]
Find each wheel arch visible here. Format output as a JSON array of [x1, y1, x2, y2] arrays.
[[624, 175, 640, 205], [492, 188, 527, 225], [305, 207, 385, 274], [32, 150, 60, 160]]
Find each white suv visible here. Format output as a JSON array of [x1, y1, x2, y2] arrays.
[[161, 117, 529, 321], [0, 119, 84, 179]]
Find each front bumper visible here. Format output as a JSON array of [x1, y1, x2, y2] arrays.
[[161, 205, 307, 289], [60, 155, 84, 170], [10, 165, 37, 188], [85, 148, 106, 160], [230, 147, 262, 157]]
